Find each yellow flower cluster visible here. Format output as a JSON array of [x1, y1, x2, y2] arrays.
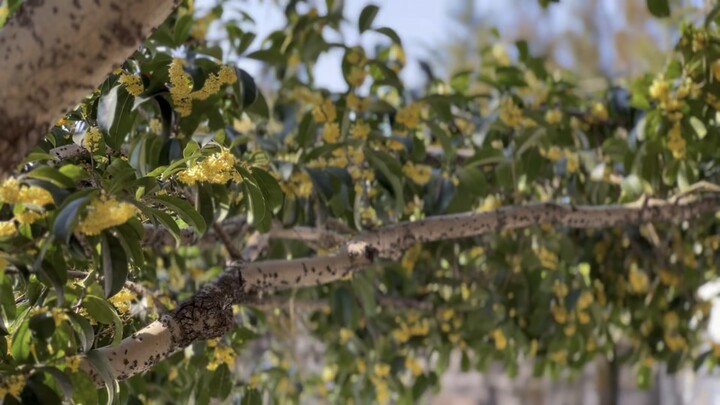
[[0, 221, 16, 237], [177, 148, 242, 185], [168, 59, 237, 117], [648, 75, 692, 122], [0, 178, 53, 206], [312, 98, 337, 123], [279, 170, 313, 198], [499, 97, 523, 128], [404, 356, 423, 376], [491, 43, 511, 66], [392, 315, 430, 343], [76, 197, 138, 235], [0, 374, 25, 398], [551, 303, 568, 324], [491, 328, 507, 350], [589, 102, 609, 122], [346, 94, 371, 112], [207, 345, 236, 371], [65, 355, 82, 372], [118, 73, 144, 96], [535, 246, 558, 269], [552, 280, 568, 298], [658, 268, 680, 287], [348, 66, 368, 87], [402, 162, 432, 185], [321, 122, 340, 143], [350, 121, 370, 140], [108, 288, 137, 314], [83, 127, 102, 153], [666, 122, 686, 159], [545, 109, 563, 124], [628, 264, 650, 294], [395, 103, 421, 129], [339, 328, 353, 344]]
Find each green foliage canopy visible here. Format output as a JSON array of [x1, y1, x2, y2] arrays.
[[1, 0, 720, 403]]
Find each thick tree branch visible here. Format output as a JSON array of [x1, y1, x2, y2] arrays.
[[0, 0, 180, 176], [83, 194, 719, 385]]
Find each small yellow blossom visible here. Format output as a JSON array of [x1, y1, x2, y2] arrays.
[[649, 76, 670, 102], [0, 374, 26, 398], [0, 221, 16, 237], [545, 109, 563, 124], [663, 311, 680, 329], [168, 59, 236, 117], [348, 66, 367, 87], [565, 150, 579, 173], [536, 247, 558, 269], [551, 303, 567, 324], [396, 103, 421, 129], [664, 332, 687, 351], [590, 102, 608, 122], [628, 264, 649, 294], [402, 162, 432, 185], [659, 269, 680, 287], [549, 351, 567, 364], [491, 43, 511, 66], [712, 61, 720, 82], [207, 345, 236, 371], [339, 328, 353, 344], [578, 311, 591, 324], [357, 359, 367, 373], [499, 97, 523, 128], [492, 328, 507, 350], [576, 291, 593, 310], [349, 122, 370, 141], [118, 73, 144, 96], [108, 288, 137, 314], [83, 127, 103, 153], [77, 197, 138, 235], [177, 148, 242, 185], [405, 357, 423, 376], [374, 363, 390, 378], [66, 356, 82, 373], [321, 122, 340, 143], [168, 367, 179, 381], [666, 122, 686, 159], [14, 209, 45, 225], [552, 280, 568, 298], [346, 94, 370, 112], [312, 98, 338, 123], [0, 178, 53, 206]]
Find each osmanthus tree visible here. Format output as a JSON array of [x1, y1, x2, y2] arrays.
[[0, 0, 719, 403]]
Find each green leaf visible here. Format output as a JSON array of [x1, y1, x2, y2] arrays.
[[358, 5, 379, 33], [29, 312, 56, 341], [101, 233, 129, 298], [151, 195, 208, 236], [143, 206, 183, 245], [52, 192, 94, 243], [66, 312, 95, 353], [238, 167, 271, 232], [97, 86, 139, 150], [40, 367, 74, 399], [174, 13, 194, 45], [85, 350, 119, 404], [365, 149, 405, 215], [690, 116, 707, 139], [235, 68, 258, 108], [251, 168, 284, 213], [25, 166, 74, 189], [83, 295, 124, 346], [646, 0, 670, 17], [11, 320, 31, 361], [374, 27, 402, 45]]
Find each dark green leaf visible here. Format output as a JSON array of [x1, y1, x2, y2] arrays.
[[83, 295, 124, 346], [358, 5, 379, 33], [646, 0, 670, 17], [151, 195, 208, 236], [102, 233, 129, 298]]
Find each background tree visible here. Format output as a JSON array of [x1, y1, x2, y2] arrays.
[[1, 0, 720, 404]]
